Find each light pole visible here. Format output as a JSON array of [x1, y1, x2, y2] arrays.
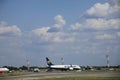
[[26, 59, 30, 71], [61, 57, 64, 65]]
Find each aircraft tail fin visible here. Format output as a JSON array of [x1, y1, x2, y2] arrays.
[[46, 57, 54, 66]]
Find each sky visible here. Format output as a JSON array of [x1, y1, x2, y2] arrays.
[[0, 0, 120, 67]]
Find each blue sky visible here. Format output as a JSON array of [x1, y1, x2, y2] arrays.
[[0, 0, 120, 67]]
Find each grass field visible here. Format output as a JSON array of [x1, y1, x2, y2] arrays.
[[34, 77, 120, 80], [0, 71, 23, 77]]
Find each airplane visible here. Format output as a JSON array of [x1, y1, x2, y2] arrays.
[[0, 68, 9, 73], [46, 57, 81, 71]]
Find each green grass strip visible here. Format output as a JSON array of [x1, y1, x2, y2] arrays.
[[34, 77, 120, 80]]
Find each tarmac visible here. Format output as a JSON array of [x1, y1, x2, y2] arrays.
[[0, 71, 120, 80]]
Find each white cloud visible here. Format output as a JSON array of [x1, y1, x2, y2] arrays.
[[64, 37, 75, 42], [32, 27, 75, 43], [32, 27, 50, 36], [70, 22, 82, 30], [32, 15, 74, 43], [0, 21, 7, 26], [87, 3, 110, 17], [32, 27, 52, 41], [70, 18, 120, 30], [52, 32, 75, 43], [116, 32, 120, 37], [112, 0, 120, 6], [71, 1, 120, 31], [52, 36, 62, 42], [53, 15, 66, 29], [0, 21, 21, 36], [86, 2, 120, 17], [53, 36, 75, 43], [85, 18, 120, 30], [96, 34, 114, 40]]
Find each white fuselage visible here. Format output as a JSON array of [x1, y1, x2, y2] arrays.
[[0, 68, 9, 73], [50, 65, 80, 70]]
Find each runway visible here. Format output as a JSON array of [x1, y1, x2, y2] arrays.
[[0, 71, 120, 80]]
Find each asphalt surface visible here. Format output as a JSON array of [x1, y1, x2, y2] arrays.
[[0, 71, 120, 80]]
